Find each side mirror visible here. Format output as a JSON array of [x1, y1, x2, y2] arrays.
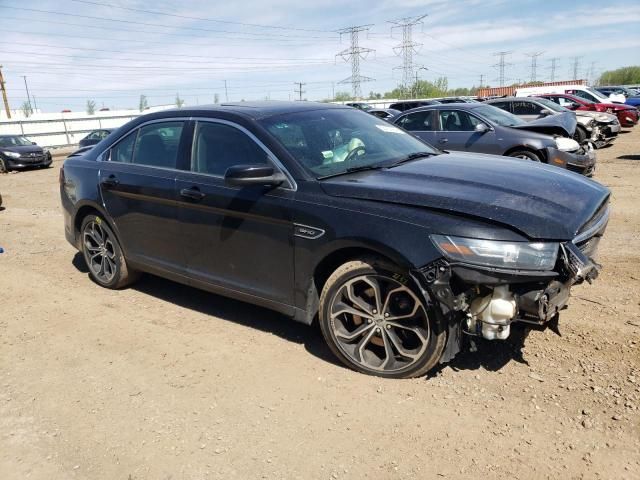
[[224, 164, 284, 187], [540, 109, 552, 116], [474, 123, 490, 133]]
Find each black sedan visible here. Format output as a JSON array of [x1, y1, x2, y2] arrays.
[[60, 101, 609, 378], [0, 135, 52, 173], [368, 108, 401, 120], [392, 103, 596, 175], [79, 129, 113, 148]]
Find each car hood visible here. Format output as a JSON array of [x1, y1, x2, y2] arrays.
[[0, 145, 43, 155], [511, 112, 577, 136], [320, 152, 609, 241]]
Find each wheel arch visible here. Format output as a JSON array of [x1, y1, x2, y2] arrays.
[[72, 202, 121, 252], [503, 145, 547, 161]]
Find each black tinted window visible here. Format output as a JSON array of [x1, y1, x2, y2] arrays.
[[110, 131, 137, 163], [489, 101, 510, 112], [131, 122, 183, 169], [397, 110, 435, 131], [512, 101, 543, 115], [439, 110, 480, 131], [192, 122, 268, 176]]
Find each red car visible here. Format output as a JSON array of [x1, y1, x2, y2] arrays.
[[535, 94, 638, 128]]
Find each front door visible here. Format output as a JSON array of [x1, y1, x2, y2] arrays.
[[176, 120, 295, 306], [394, 110, 438, 148], [98, 120, 187, 273], [435, 109, 499, 154]]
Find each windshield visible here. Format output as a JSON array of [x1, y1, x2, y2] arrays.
[[534, 97, 569, 112], [260, 108, 439, 178], [588, 87, 610, 100], [0, 136, 33, 147], [472, 105, 526, 127]]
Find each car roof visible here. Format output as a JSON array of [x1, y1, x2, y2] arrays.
[[398, 102, 484, 113], [155, 101, 348, 120]]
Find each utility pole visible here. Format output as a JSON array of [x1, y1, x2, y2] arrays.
[[570, 56, 582, 81], [336, 24, 375, 99], [413, 66, 428, 98], [587, 61, 597, 85], [388, 14, 428, 98], [525, 52, 544, 83], [493, 51, 513, 87], [548, 57, 560, 82], [0, 66, 11, 119], [478, 74, 484, 88], [331, 81, 335, 100], [223, 80, 228, 102], [294, 82, 306, 101], [22, 75, 32, 111]]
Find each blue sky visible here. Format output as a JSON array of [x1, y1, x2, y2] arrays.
[[0, 0, 639, 111]]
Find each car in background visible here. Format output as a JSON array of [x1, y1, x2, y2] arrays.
[[596, 86, 640, 109], [535, 93, 639, 128], [430, 97, 479, 104], [345, 102, 373, 111], [516, 84, 626, 104], [0, 135, 52, 173], [388, 100, 440, 112], [60, 101, 609, 378], [368, 108, 401, 120], [79, 129, 113, 148], [392, 103, 595, 175], [485, 96, 619, 147]]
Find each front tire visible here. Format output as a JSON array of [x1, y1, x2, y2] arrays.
[[507, 150, 541, 162], [319, 257, 446, 378], [573, 125, 588, 144], [80, 214, 139, 289]]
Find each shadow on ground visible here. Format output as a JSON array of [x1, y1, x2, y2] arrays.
[[618, 154, 640, 161], [72, 253, 339, 367]]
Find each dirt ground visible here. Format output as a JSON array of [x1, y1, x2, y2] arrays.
[[1, 130, 639, 480]]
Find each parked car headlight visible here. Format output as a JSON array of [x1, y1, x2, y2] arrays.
[[1, 151, 21, 159], [431, 235, 559, 270], [594, 113, 613, 122], [554, 137, 580, 152]]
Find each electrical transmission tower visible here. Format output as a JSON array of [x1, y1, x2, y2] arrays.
[[525, 52, 544, 82], [388, 14, 428, 95], [336, 25, 375, 99], [570, 56, 583, 81], [548, 57, 560, 82], [493, 51, 513, 87], [294, 82, 306, 101]]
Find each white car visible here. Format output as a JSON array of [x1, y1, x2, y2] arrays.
[[515, 84, 626, 104]]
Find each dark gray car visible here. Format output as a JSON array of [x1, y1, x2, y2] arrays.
[[392, 103, 596, 175]]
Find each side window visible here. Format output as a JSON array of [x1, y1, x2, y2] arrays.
[[439, 110, 479, 131], [110, 130, 137, 163], [512, 101, 543, 115], [99, 130, 110, 139], [192, 122, 268, 176], [132, 121, 184, 169], [543, 96, 560, 105], [397, 111, 434, 131], [87, 131, 101, 140], [568, 90, 593, 101], [489, 101, 510, 112]]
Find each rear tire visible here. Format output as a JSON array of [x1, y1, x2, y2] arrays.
[[507, 150, 541, 162], [80, 214, 139, 289], [319, 256, 446, 378]]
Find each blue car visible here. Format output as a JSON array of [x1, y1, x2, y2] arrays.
[[596, 87, 640, 109]]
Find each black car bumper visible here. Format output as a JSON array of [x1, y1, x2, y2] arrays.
[[4, 154, 52, 169], [545, 146, 596, 177]]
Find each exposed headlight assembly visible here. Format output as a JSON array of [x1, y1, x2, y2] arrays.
[[431, 235, 559, 270], [1, 151, 21, 159], [554, 137, 580, 152]]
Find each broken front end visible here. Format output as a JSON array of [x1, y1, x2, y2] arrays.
[[414, 205, 609, 363]]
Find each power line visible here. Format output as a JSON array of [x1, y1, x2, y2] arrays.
[[336, 25, 375, 99], [570, 56, 583, 81], [68, 0, 334, 34], [388, 14, 428, 94], [493, 51, 513, 87], [294, 82, 306, 101], [525, 52, 544, 82], [548, 57, 560, 82]]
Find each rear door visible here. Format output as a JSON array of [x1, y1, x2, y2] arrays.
[[175, 119, 296, 306], [435, 109, 500, 154], [395, 110, 438, 147], [98, 120, 188, 273]]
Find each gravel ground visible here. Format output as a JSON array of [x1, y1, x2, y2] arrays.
[[1, 130, 639, 480]]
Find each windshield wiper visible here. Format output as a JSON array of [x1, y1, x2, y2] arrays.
[[386, 151, 437, 168], [317, 163, 388, 180]]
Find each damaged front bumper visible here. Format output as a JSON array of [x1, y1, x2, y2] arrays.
[[414, 211, 607, 363], [545, 145, 596, 177]]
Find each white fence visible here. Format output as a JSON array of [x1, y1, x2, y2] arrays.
[[0, 106, 173, 148]]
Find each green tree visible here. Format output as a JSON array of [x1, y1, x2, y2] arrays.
[[334, 91, 352, 101], [139, 94, 148, 112], [598, 66, 640, 86], [175, 93, 185, 108], [86, 99, 96, 115]]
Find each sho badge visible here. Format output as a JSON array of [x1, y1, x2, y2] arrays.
[[294, 224, 325, 240]]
